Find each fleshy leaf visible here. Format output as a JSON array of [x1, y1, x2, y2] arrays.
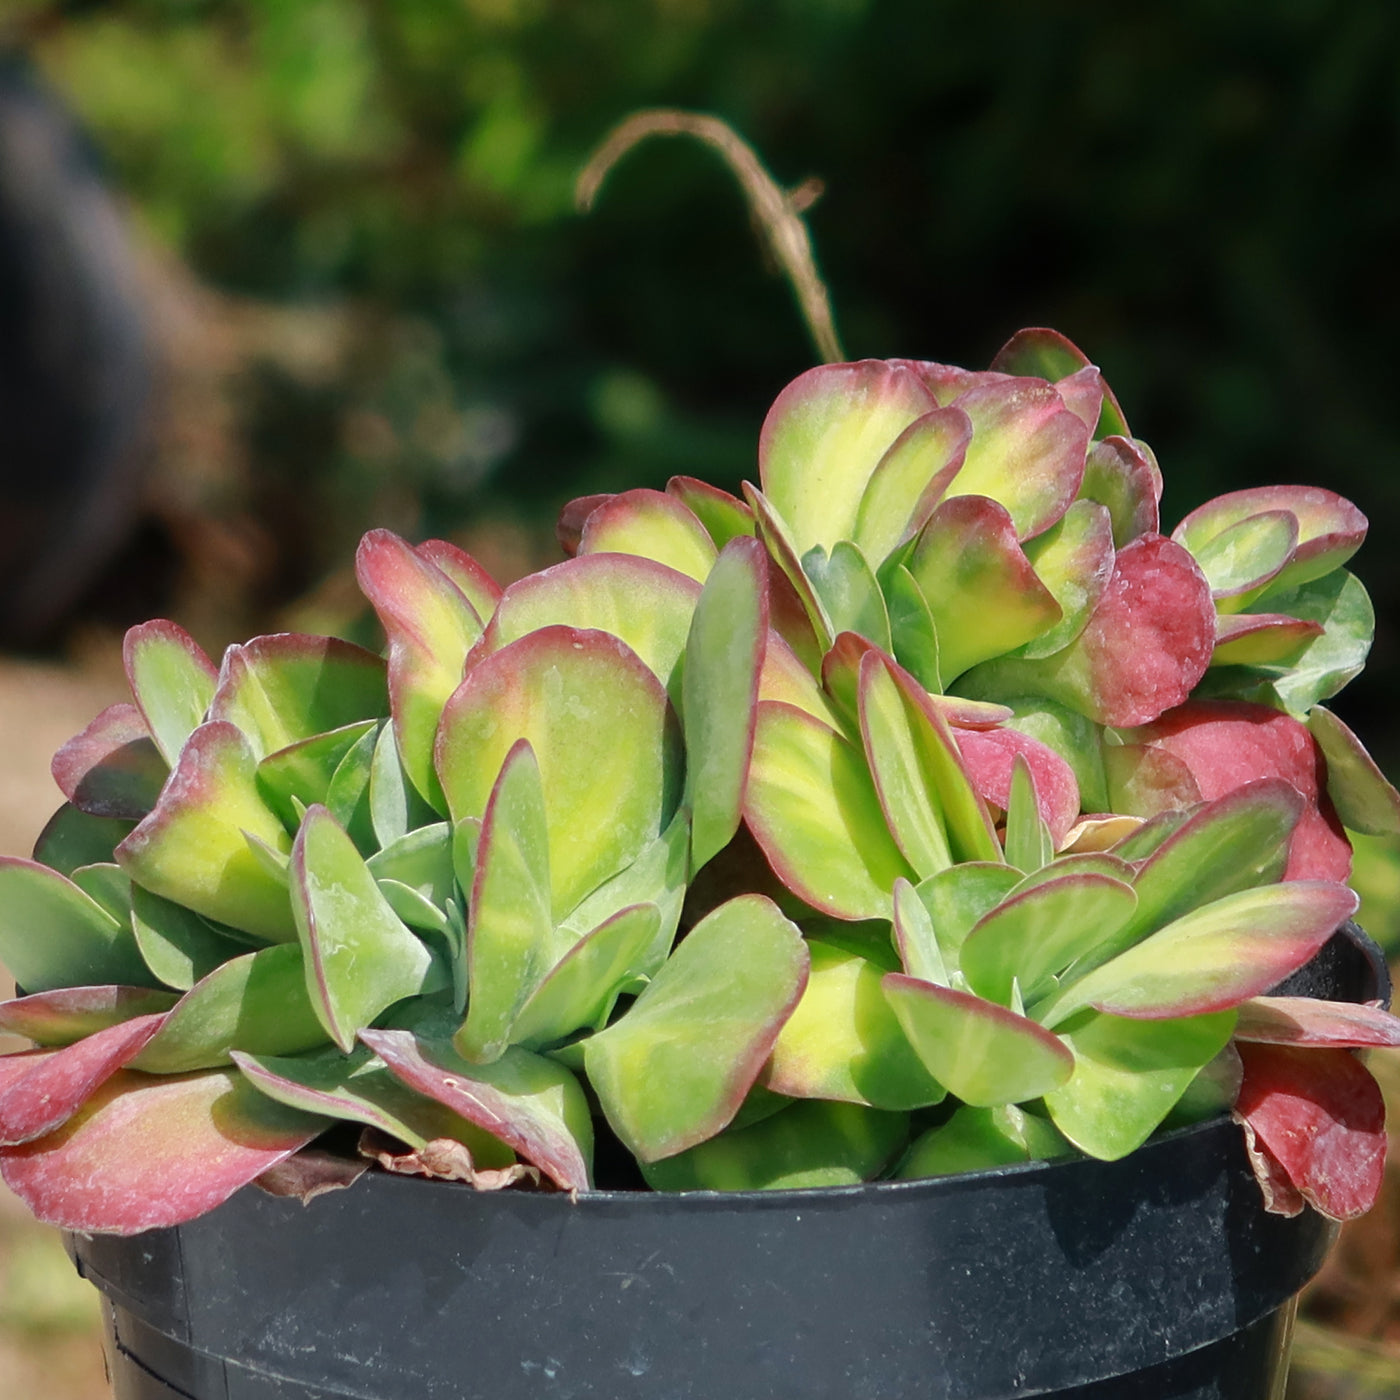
[[578, 488, 718, 582], [764, 939, 945, 1109], [0, 986, 178, 1048], [131, 943, 330, 1073], [131, 884, 251, 991], [989, 327, 1129, 437], [232, 1045, 513, 1166], [209, 634, 387, 761], [956, 727, 1080, 848], [1016, 500, 1115, 659], [1212, 614, 1325, 668], [413, 538, 502, 624], [1235, 997, 1400, 1047], [1043, 1008, 1236, 1160], [1174, 487, 1367, 595], [684, 536, 768, 870], [52, 704, 167, 821], [939, 378, 1090, 540], [33, 806, 136, 879], [471, 553, 700, 703], [1308, 706, 1400, 837], [70, 864, 133, 924], [897, 1103, 1071, 1179], [759, 360, 936, 557], [0, 858, 153, 993], [666, 476, 755, 548], [1077, 437, 1159, 545], [361, 1026, 592, 1191], [115, 722, 295, 943], [456, 741, 554, 1064], [366, 823, 454, 907], [642, 1099, 907, 1192], [1234, 1042, 1385, 1221], [122, 620, 219, 766], [1040, 881, 1358, 1025], [892, 877, 947, 985], [961, 873, 1137, 1006], [438, 626, 678, 920], [291, 806, 438, 1053], [883, 974, 1074, 1106], [852, 406, 971, 565], [915, 862, 1023, 960], [743, 483, 835, 652], [584, 894, 808, 1162], [745, 700, 914, 920], [0, 1068, 327, 1234], [511, 903, 662, 1051], [805, 541, 892, 652], [908, 496, 1061, 682], [323, 724, 378, 854], [355, 529, 488, 809], [255, 721, 378, 833], [0, 1013, 167, 1146], [883, 563, 942, 693]]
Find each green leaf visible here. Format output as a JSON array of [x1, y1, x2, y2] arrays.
[[884, 563, 942, 693], [744, 483, 835, 652], [683, 536, 768, 870], [892, 877, 947, 984], [584, 894, 808, 1162], [323, 723, 379, 854], [1016, 500, 1115, 658], [122, 620, 219, 766], [1002, 754, 1052, 873], [578, 488, 718, 582], [896, 1102, 1072, 1179], [32, 806, 136, 879], [0, 986, 179, 1048], [256, 721, 378, 833], [1043, 1009, 1236, 1159], [455, 741, 554, 1064], [115, 722, 297, 943], [914, 862, 1022, 960], [804, 541, 893, 651], [0, 859, 154, 993], [764, 939, 945, 1110], [745, 700, 914, 920], [291, 806, 441, 1052], [366, 823, 455, 907], [642, 1100, 908, 1192], [70, 864, 132, 923], [1309, 706, 1400, 837], [131, 944, 329, 1073], [437, 626, 680, 920], [1192, 510, 1298, 607], [131, 884, 250, 991], [883, 974, 1074, 1107]]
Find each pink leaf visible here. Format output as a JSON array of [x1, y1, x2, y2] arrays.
[[1234, 1043, 1386, 1221], [556, 494, 615, 556], [956, 727, 1081, 846], [1234, 997, 1400, 1048], [0, 986, 178, 1047], [51, 703, 167, 820]]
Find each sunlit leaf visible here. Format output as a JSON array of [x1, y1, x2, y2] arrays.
[[579, 487, 718, 582], [122, 620, 219, 766], [51, 703, 167, 821]]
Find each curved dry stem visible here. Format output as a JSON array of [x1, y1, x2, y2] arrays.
[[577, 109, 845, 365]]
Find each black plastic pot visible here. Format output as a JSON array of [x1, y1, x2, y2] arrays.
[[69, 921, 1389, 1400]]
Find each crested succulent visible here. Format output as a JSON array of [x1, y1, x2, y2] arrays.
[[1, 329, 1397, 1235]]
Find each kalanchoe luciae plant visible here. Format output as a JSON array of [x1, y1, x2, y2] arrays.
[[0, 335, 1398, 1237]]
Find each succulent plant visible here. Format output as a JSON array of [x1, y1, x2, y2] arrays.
[[1, 330, 1397, 1236]]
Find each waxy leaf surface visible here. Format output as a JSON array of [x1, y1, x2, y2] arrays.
[[32, 806, 136, 879], [1212, 614, 1325, 668], [255, 721, 378, 833], [1017, 500, 1115, 659], [1077, 437, 1158, 545], [52, 704, 167, 820], [1234, 997, 1400, 1048], [0, 985, 178, 1047], [989, 327, 1129, 436], [122, 620, 219, 766], [579, 488, 717, 582], [1308, 705, 1400, 837], [131, 884, 251, 990]]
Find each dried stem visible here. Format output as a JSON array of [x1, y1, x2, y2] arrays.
[[577, 109, 845, 365]]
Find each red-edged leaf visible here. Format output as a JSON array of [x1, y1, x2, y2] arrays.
[[1212, 613, 1325, 667], [1235, 997, 1400, 1048], [556, 494, 615, 556], [956, 727, 1080, 847], [989, 327, 1130, 437], [1234, 1043, 1385, 1221], [0, 1013, 167, 1145], [1308, 705, 1400, 838], [579, 488, 718, 582], [666, 476, 755, 548], [414, 538, 502, 623], [0, 1068, 327, 1233], [0, 986, 179, 1047], [743, 482, 834, 652], [1078, 437, 1159, 545], [361, 1027, 592, 1191], [51, 704, 167, 820], [122, 620, 219, 766]]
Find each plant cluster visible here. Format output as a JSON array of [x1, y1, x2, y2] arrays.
[[2, 328, 1398, 1235]]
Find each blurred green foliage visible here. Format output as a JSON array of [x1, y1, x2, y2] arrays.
[[7, 0, 1400, 761]]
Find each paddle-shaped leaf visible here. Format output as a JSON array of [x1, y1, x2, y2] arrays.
[[883, 563, 942, 693], [0, 1013, 168, 1145], [579, 488, 718, 582], [764, 939, 944, 1110], [32, 806, 135, 879], [130, 884, 251, 990], [957, 726, 1080, 848], [1039, 881, 1358, 1025], [745, 700, 914, 919], [1234, 1043, 1385, 1221], [511, 903, 662, 1051], [1017, 500, 1115, 659], [115, 722, 295, 942], [883, 974, 1074, 1106], [362, 1026, 592, 1191], [896, 1102, 1071, 1178], [255, 721, 378, 832], [743, 483, 835, 652], [852, 406, 971, 565], [684, 536, 768, 870], [666, 476, 755, 547], [52, 703, 167, 820], [131, 943, 329, 1073], [1212, 614, 1325, 668], [1077, 436, 1158, 545], [1309, 705, 1400, 837], [892, 877, 947, 984], [232, 1046, 514, 1166], [291, 806, 438, 1052], [0, 986, 178, 1048], [805, 541, 893, 651], [908, 496, 1061, 682], [1043, 1009, 1236, 1160], [0, 858, 152, 992], [642, 1100, 908, 1192], [456, 741, 554, 1064], [355, 529, 489, 809], [759, 360, 936, 556], [470, 553, 700, 703], [0, 1068, 327, 1234], [1235, 997, 1400, 1047], [584, 894, 808, 1162], [989, 327, 1129, 437], [122, 620, 219, 766], [438, 626, 678, 920], [209, 634, 387, 760], [915, 863, 1023, 960], [961, 873, 1137, 1006]]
